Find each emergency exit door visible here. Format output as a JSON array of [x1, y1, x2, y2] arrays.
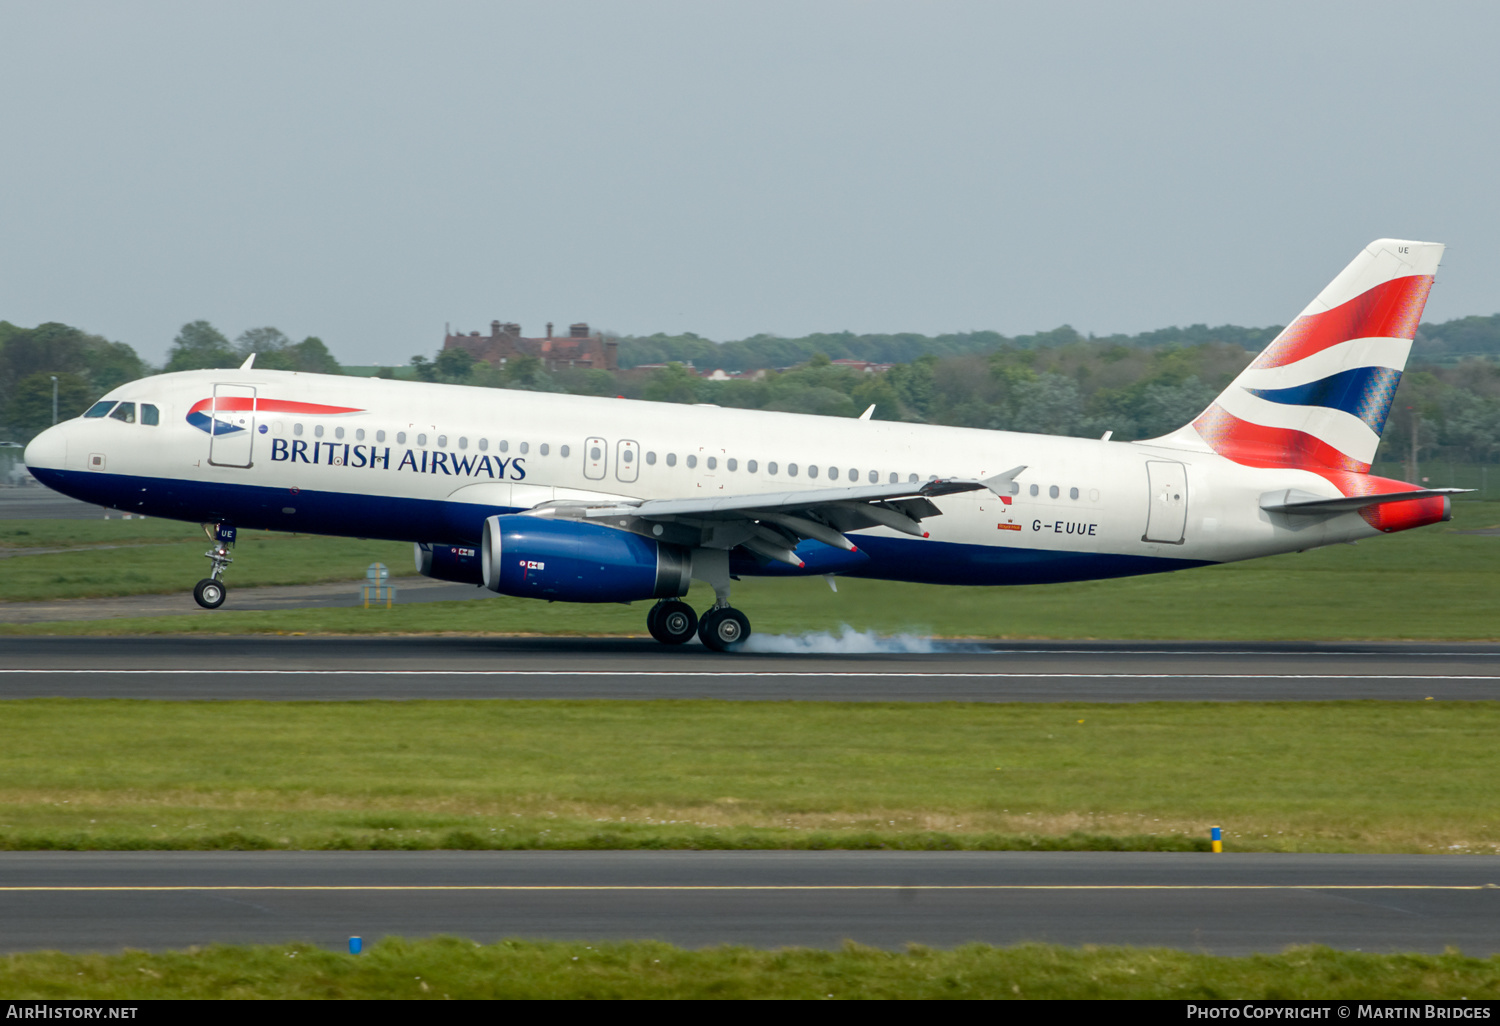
[[1143, 460, 1188, 544], [207, 384, 256, 468], [582, 436, 607, 480]]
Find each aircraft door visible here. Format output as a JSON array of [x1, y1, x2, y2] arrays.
[[208, 384, 256, 468], [1143, 460, 1187, 544], [616, 439, 639, 483], [582, 437, 607, 480]]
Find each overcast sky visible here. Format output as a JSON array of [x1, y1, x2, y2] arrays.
[[3, 1, 1498, 368]]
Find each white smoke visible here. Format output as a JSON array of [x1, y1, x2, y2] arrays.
[[738, 624, 943, 655]]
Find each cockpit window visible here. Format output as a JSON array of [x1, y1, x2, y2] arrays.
[[83, 401, 115, 418], [109, 402, 136, 424], [141, 404, 159, 426]]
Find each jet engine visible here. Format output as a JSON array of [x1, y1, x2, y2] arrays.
[[481, 514, 692, 603], [414, 542, 485, 585]]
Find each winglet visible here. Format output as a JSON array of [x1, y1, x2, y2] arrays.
[[239, 354, 256, 370], [981, 465, 1027, 496], [859, 404, 876, 421]]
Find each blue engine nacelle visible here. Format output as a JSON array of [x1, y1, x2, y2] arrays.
[[414, 542, 484, 585], [481, 514, 692, 603]]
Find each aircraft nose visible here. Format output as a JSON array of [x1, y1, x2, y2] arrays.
[[24, 424, 68, 471]]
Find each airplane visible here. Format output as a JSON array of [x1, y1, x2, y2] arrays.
[[22, 239, 1463, 651]]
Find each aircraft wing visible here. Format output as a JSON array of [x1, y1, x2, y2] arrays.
[[534, 466, 1026, 567]]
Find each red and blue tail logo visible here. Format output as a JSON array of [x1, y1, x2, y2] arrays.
[[1170, 239, 1447, 531]]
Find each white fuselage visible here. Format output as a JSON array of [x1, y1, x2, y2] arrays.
[[24, 368, 1405, 587]]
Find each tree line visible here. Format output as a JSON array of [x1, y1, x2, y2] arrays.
[[0, 320, 339, 442], [2, 314, 1497, 473]]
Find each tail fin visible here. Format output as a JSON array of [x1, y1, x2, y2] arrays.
[[1159, 238, 1443, 473]]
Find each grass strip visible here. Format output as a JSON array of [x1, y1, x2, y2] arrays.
[[5, 938, 1500, 999], [2, 503, 1496, 639], [0, 525, 412, 602], [1, 700, 1496, 853]]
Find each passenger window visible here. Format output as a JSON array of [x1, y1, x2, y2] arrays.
[[540, 443, 550, 456], [666, 453, 677, 467], [748, 460, 758, 473], [459, 437, 468, 449], [396, 431, 406, 444], [109, 402, 136, 423], [687, 455, 698, 469], [335, 427, 345, 440], [646, 452, 656, 465], [621, 448, 632, 463], [141, 404, 159, 426], [788, 463, 799, 477], [560, 445, 570, 458], [377, 430, 386, 443], [768, 462, 778, 475], [83, 401, 115, 418], [1070, 487, 1080, 500], [849, 469, 859, 482], [889, 472, 898, 484], [808, 466, 818, 479], [706, 456, 716, 470], [727, 458, 737, 471], [868, 470, 877, 483], [1049, 485, 1060, 499], [520, 442, 529, 454], [437, 435, 447, 447], [478, 438, 488, 451], [355, 428, 365, 441], [499, 440, 508, 452], [1029, 484, 1039, 497], [1009, 482, 1020, 495], [295, 423, 304, 436], [315, 425, 325, 438], [908, 474, 919, 484], [416, 433, 427, 446]]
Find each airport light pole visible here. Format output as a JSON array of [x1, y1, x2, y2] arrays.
[[51, 376, 58, 426]]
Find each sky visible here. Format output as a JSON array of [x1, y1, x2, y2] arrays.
[[3, 0, 1499, 369]]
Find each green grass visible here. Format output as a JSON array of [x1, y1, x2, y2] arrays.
[[1, 700, 1496, 853], [3, 503, 1496, 639], [0, 517, 206, 550], [0, 522, 412, 602], [5, 938, 1499, 999]]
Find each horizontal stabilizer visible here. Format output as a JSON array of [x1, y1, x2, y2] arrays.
[[1260, 487, 1470, 516]]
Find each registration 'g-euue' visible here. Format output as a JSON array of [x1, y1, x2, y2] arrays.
[[24, 240, 1461, 650]]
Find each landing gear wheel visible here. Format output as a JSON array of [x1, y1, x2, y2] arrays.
[[193, 578, 226, 609], [648, 600, 698, 645], [698, 607, 750, 652]]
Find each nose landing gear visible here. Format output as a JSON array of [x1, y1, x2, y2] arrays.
[[194, 522, 235, 609]]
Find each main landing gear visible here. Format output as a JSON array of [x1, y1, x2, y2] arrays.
[[645, 599, 752, 652], [646, 549, 752, 652], [193, 522, 236, 610]]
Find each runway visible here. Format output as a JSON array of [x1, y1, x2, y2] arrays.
[[0, 636, 1497, 701], [3, 851, 1497, 956]]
